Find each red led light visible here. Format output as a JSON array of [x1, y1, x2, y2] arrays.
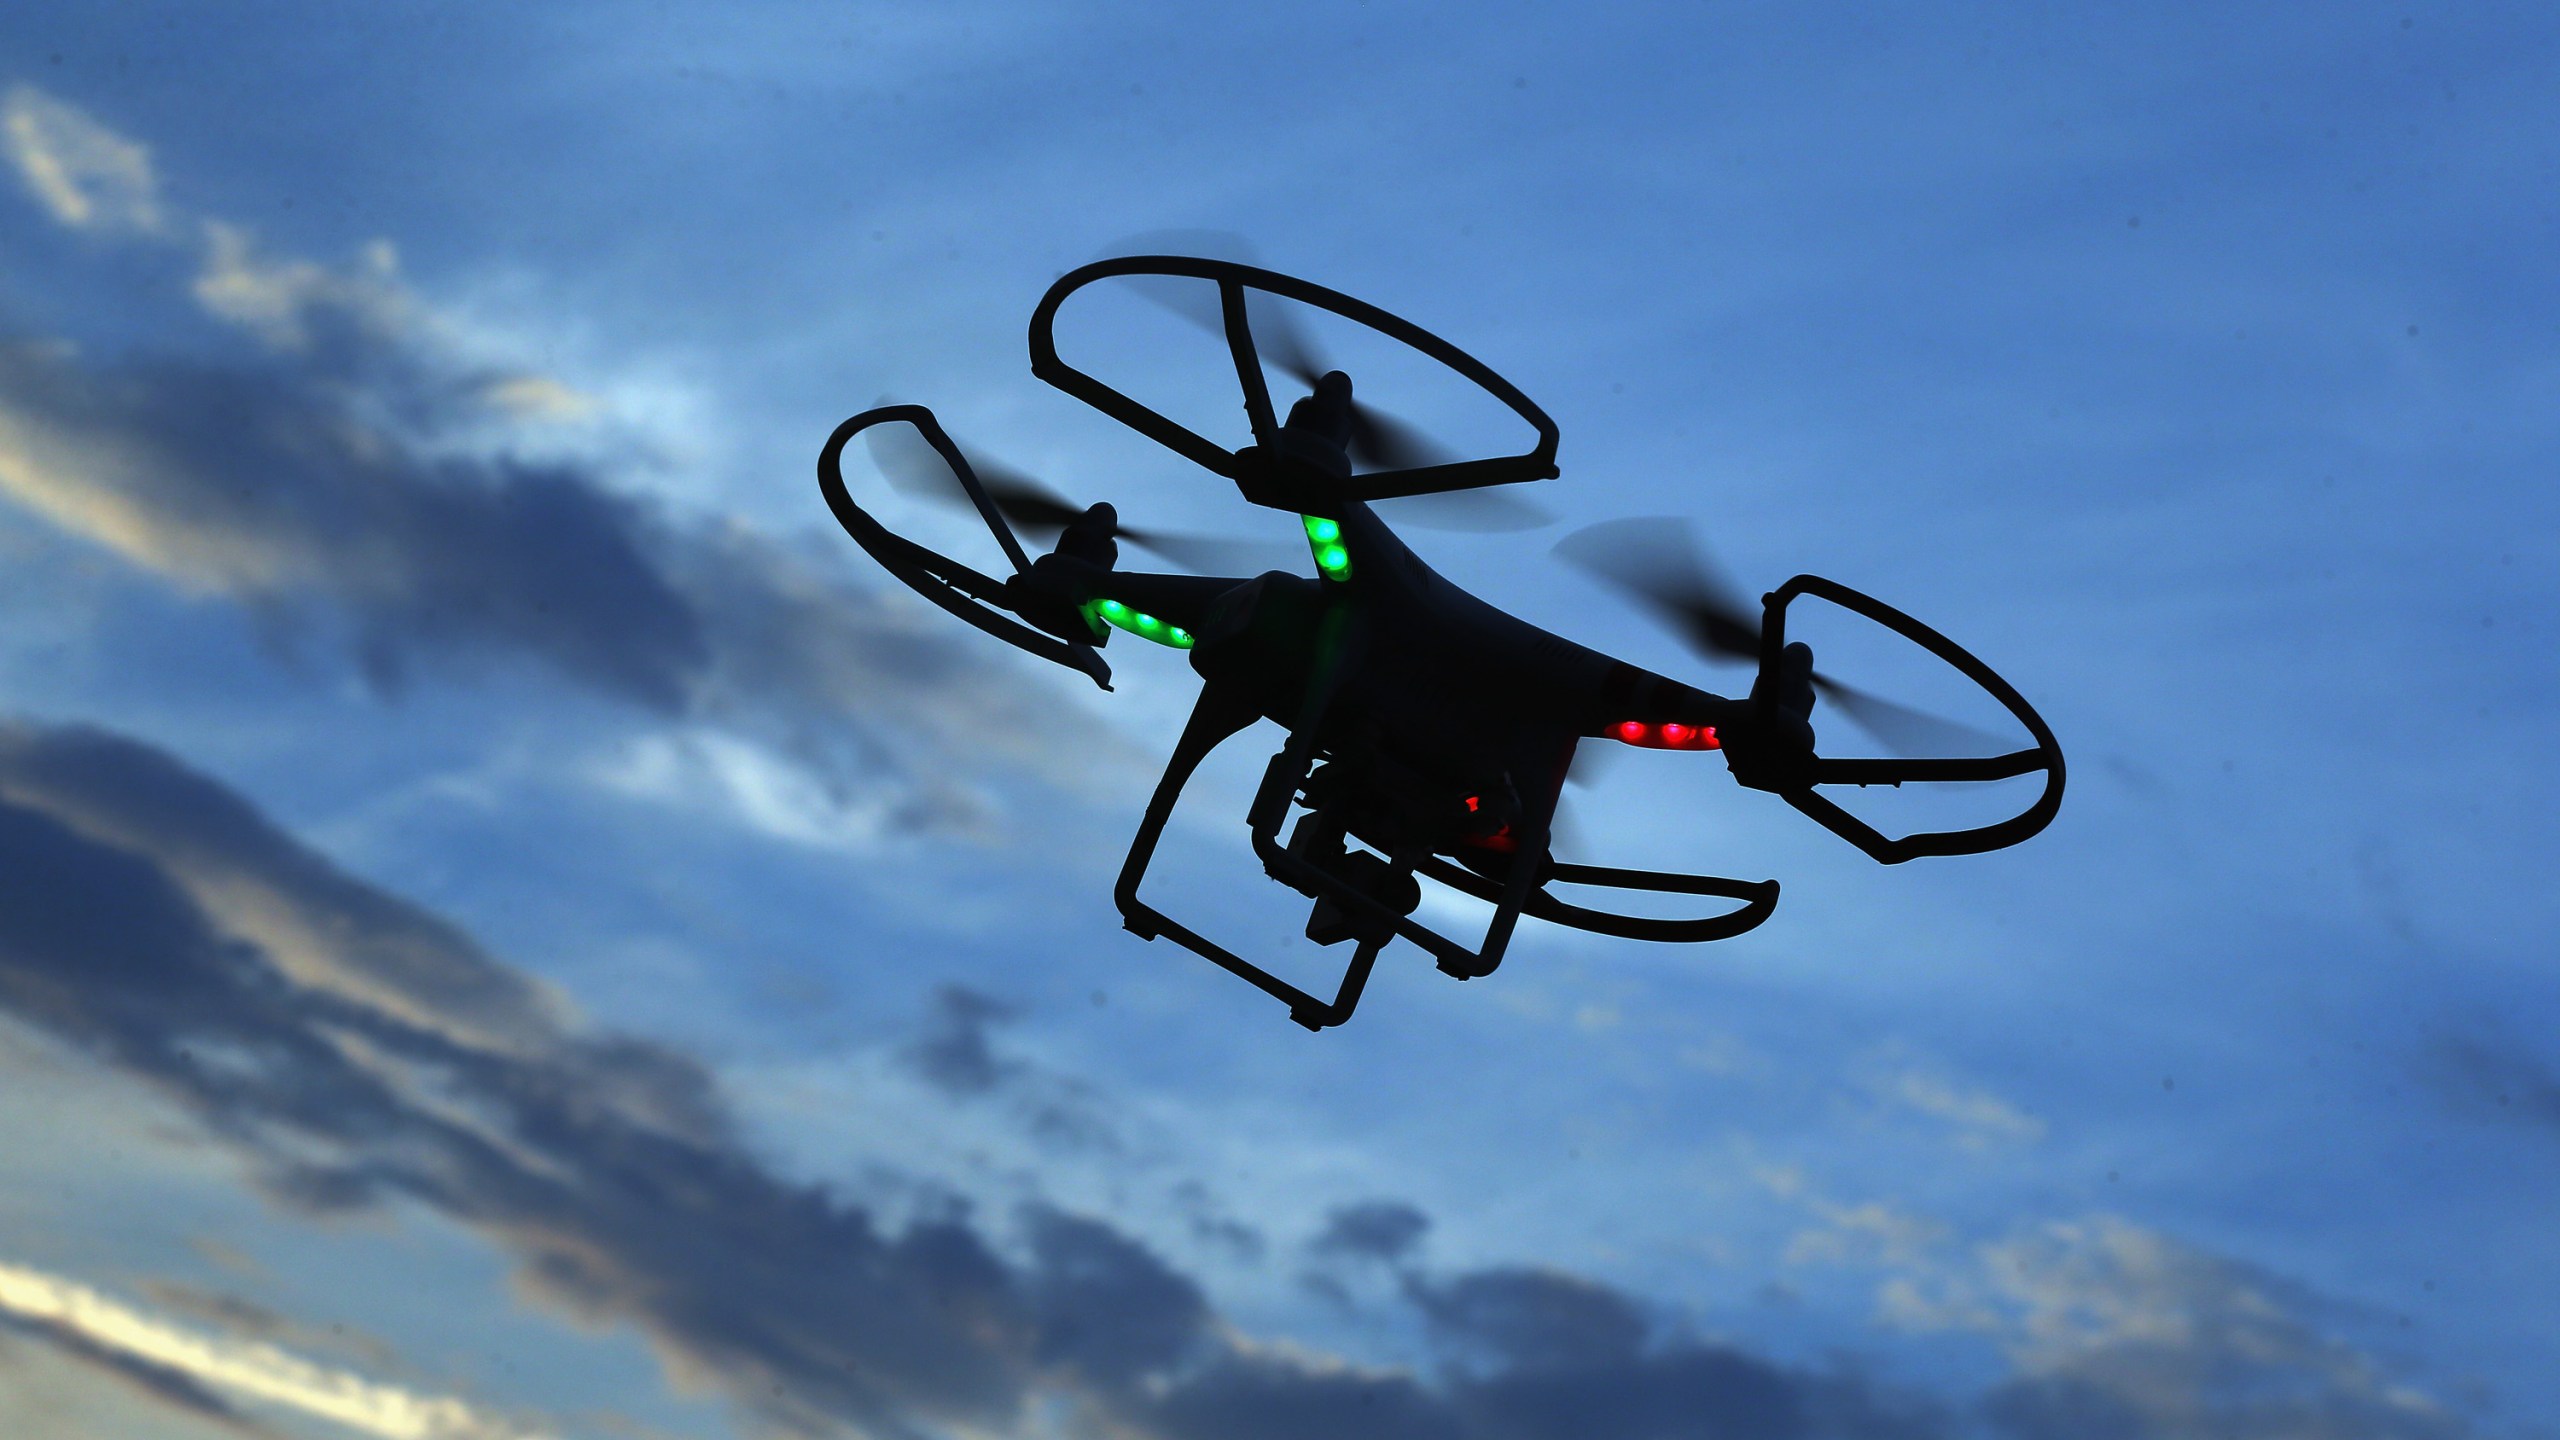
[[1463, 795, 1481, 813], [1605, 721, 1723, 750]]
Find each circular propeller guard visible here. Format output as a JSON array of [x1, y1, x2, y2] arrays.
[[1755, 575, 2065, 863], [1029, 255, 1562, 505], [818, 403, 1113, 689]]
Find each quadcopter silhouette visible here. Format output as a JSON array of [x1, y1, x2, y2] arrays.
[[820, 255, 2062, 1031]]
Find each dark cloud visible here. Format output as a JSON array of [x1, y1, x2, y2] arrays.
[[904, 983, 1016, 1096], [1146, 1351, 1467, 1440], [0, 252, 1128, 837], [0, 342, 704, 709], [1023, 1206, 1211, 1388], [897, 982, 1122, 1156], [0, 719, 2488, 1440], [1409, 1267, 1649, 1374], [1400, 1267, 1906, 1440], [1173, 1181, 1266, 1263], [1449, 1348, 1816, 1440], [1315, 1199, 1432, 1264]]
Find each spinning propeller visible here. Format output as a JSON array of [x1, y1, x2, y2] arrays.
[[1102, 234, 1551, 532], [1554, 518, 2013, 759], [862, 418, 1278, 574]]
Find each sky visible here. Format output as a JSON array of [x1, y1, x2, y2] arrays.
[[0, 3, 2554, 1437]]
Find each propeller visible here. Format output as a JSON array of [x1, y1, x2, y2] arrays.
[[1098, 232, 1549, 532], [862, 420, 1276, 575], [1553, 518, 2014, 759]]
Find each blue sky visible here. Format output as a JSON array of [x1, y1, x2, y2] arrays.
[[1, 3, 2555, 1437]]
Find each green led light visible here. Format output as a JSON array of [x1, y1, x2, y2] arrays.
[[1298, 514, 1353, 581], [1089, 597, 1192, 650]]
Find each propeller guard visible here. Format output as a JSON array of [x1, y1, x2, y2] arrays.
[[1413, 856, 1779, 943], [1758, 575, 2064, 863], [1029, 255, 1561, 503], [818, 404, 1112, 689]]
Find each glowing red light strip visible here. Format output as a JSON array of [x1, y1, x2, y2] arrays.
[[1607, 721, 1720, 750]]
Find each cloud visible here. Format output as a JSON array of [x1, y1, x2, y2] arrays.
[[0, 716, 1889, 1440], [0, 720, 1034, 1433], [1021, 1206, 1211, 1389], [1142, 1347, 1465, 1440], [0, 1308, 269, 1439], [1786, 1199, 1948, 1272], [0, 87, 1127, 844], [0, 717, 2492, 1440], [885, 983, 1122, 1156], [1312, 1200, 1432, 1265], [1408, 1266, 1648, 1374], [0, 1260, 540, 1440], [904, 983, 1018, 1097], [191, 222, 410, 354], [1886, 1071, 2046, 1150], [2, 86, 163, 234], [1394, 1266, 1942, 1440], [1889, 1217, 2470, 1440]]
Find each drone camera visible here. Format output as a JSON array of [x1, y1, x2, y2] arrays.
[[1285, 818, 1422, 948]]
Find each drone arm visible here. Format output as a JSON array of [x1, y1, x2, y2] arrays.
[[1571, 657, 1759, 752], [1087, 571, 1257, 630]]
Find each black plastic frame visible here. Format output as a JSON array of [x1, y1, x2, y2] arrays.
[[1029, 255, 1562, 501], [818, 404, 1112, 689], [1757, 575, 2065, 863]]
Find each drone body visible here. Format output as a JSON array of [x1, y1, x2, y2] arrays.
[[821, 257, 2062, 1030]]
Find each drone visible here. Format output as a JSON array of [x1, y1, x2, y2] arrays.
[[820, 256, 2062, 1031]]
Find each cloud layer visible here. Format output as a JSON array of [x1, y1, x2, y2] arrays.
[[0, 87, 1122, 843], [0, 717, 2482, 1440]]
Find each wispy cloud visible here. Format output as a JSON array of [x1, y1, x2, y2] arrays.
[[0, 1260, 547, 1439], [1885, 1216, 2469, 1440], [2, 85, 163, 234], [1886, 1069, 2047, 1150]]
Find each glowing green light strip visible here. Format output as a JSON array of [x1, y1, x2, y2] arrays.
[[1302, 515, 1352, 581], [1084, 597, 1193, 649]]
